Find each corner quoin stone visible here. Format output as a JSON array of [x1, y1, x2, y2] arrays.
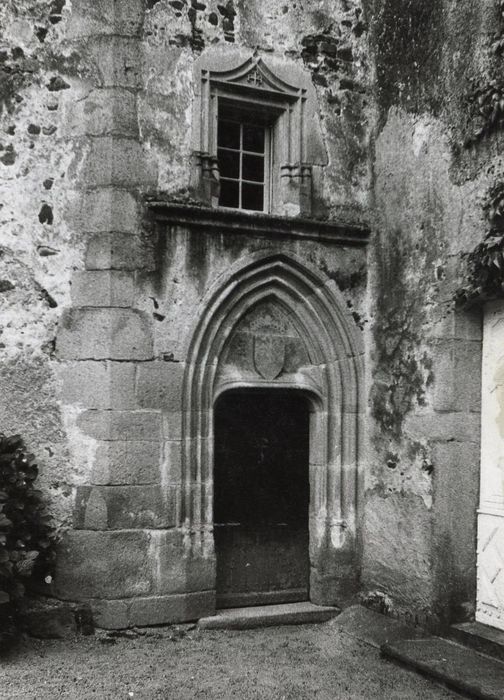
[[71, 270, 136, 308], [73, 485, 178, 530], [77, 410, 162, 441], [55, 530, 153, 600], [91, 440, 162, 485], [68, 189, 140, 234], [85, 232, 152, 271], [56, 308, 154, 360], [58, 361, 137, 410]]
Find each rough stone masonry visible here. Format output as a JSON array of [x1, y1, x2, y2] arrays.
[[0, 0, 498, 629]]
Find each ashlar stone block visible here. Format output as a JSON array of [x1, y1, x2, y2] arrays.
[[74, 485, 178, 529], [71, 271, 136, 308], [77, 410, 162, 441], [85, 232, 153, 271], [68, 189, 139, 235], [55, 529, 153, 600], [127, 592, 215, 627], [431, 339, 482, 413], [136, 361, 185, 410], [81, 137, 157, 189], [56, 308, 153, 360], [62, 88, 138, 138], [85, 36, 143, 89], [59, 360, 137, 409], [91, 440, 161, 485], [149, 530, 215, 595]]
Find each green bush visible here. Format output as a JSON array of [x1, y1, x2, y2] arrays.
[[0, 434, 55, 638]]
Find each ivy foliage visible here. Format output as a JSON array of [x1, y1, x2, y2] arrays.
[[464, 79, 504, 146], [456, 183, 504, 306], [463, 1, 504, 147], [0, 434, 55, 611]]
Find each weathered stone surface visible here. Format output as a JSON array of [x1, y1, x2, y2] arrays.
[[56, 308, 153, 360], [81, 138, 157, 189], [22, 600, 95, 639], [431, 339, 482, 413], [85, 232, 152, 271], [92, 440, 161, 485], [77, 410, 162, 441], [160, 440, 182, 483], [432, 440, 480, 616], [128, 592, 215, 627], [404, 412, 480, 443], [71, 271, 136, 308], [55, 530, 153, 600], [59, 360, 137, 409], [149, 530, 215, 594], [382, 637, 504, 700], [67, 0, 147, 38], [62, 89, 138, 138], [74, 485, 178, 529], [68, 189, 140, 235], [198, 602, 339, 630], [89, 591, 215, 629], [362, 490, 434, 610], [136, 362, 185, 410], [162, 411, 184, 440], [85, 36, 143, 89], [91, 599, 129, 630]]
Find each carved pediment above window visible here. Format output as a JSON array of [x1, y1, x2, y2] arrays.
[[205, 54, 301, 101]]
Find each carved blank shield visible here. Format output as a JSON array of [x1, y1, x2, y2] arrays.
[[253, 335, 285, 380]]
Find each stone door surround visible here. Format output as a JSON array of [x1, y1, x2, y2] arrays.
[[181, 251, 365, 604]]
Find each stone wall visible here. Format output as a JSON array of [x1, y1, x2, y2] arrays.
[[362, 0, 500, 626], [0, 0, 499, 628]]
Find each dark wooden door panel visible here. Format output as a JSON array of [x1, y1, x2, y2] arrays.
[[214, 391, 310, 607]]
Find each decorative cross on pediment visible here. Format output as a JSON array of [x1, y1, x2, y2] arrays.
[[246, 68, 264, 87]]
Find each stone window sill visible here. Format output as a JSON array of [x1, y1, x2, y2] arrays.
[[147, 202, 370, 246]]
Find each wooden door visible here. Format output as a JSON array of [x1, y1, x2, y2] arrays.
[[214, 391, 310, 608], [477, 300, 504, 630]]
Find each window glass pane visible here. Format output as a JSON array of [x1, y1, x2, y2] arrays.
[[242, 182, 264, 211], [218, 120, 240, 149], [243, 124, 265, 153], [242, 153, 264, 183], [218, 148, 240, 179], [220, 179, 239, 208]]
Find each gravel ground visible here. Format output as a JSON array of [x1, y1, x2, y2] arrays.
[[0, 621, 460, 700]]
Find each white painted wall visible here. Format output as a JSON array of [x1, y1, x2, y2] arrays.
[[477, 300, 504, 631]]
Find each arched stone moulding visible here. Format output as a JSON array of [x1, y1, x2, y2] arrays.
[[181, 252, 365, 605]]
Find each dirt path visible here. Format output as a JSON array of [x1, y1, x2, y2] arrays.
[[0, 621, 459, 699]]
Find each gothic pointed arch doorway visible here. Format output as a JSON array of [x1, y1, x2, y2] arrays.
[[181, 253, 364, 607]]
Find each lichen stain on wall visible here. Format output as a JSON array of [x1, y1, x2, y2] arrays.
[[361, 0, 501, 619]]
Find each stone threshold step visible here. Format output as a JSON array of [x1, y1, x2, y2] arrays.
[[382, 636, 504, 700], [198, 601, 340, 630], [450, 621, 504, 662]]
